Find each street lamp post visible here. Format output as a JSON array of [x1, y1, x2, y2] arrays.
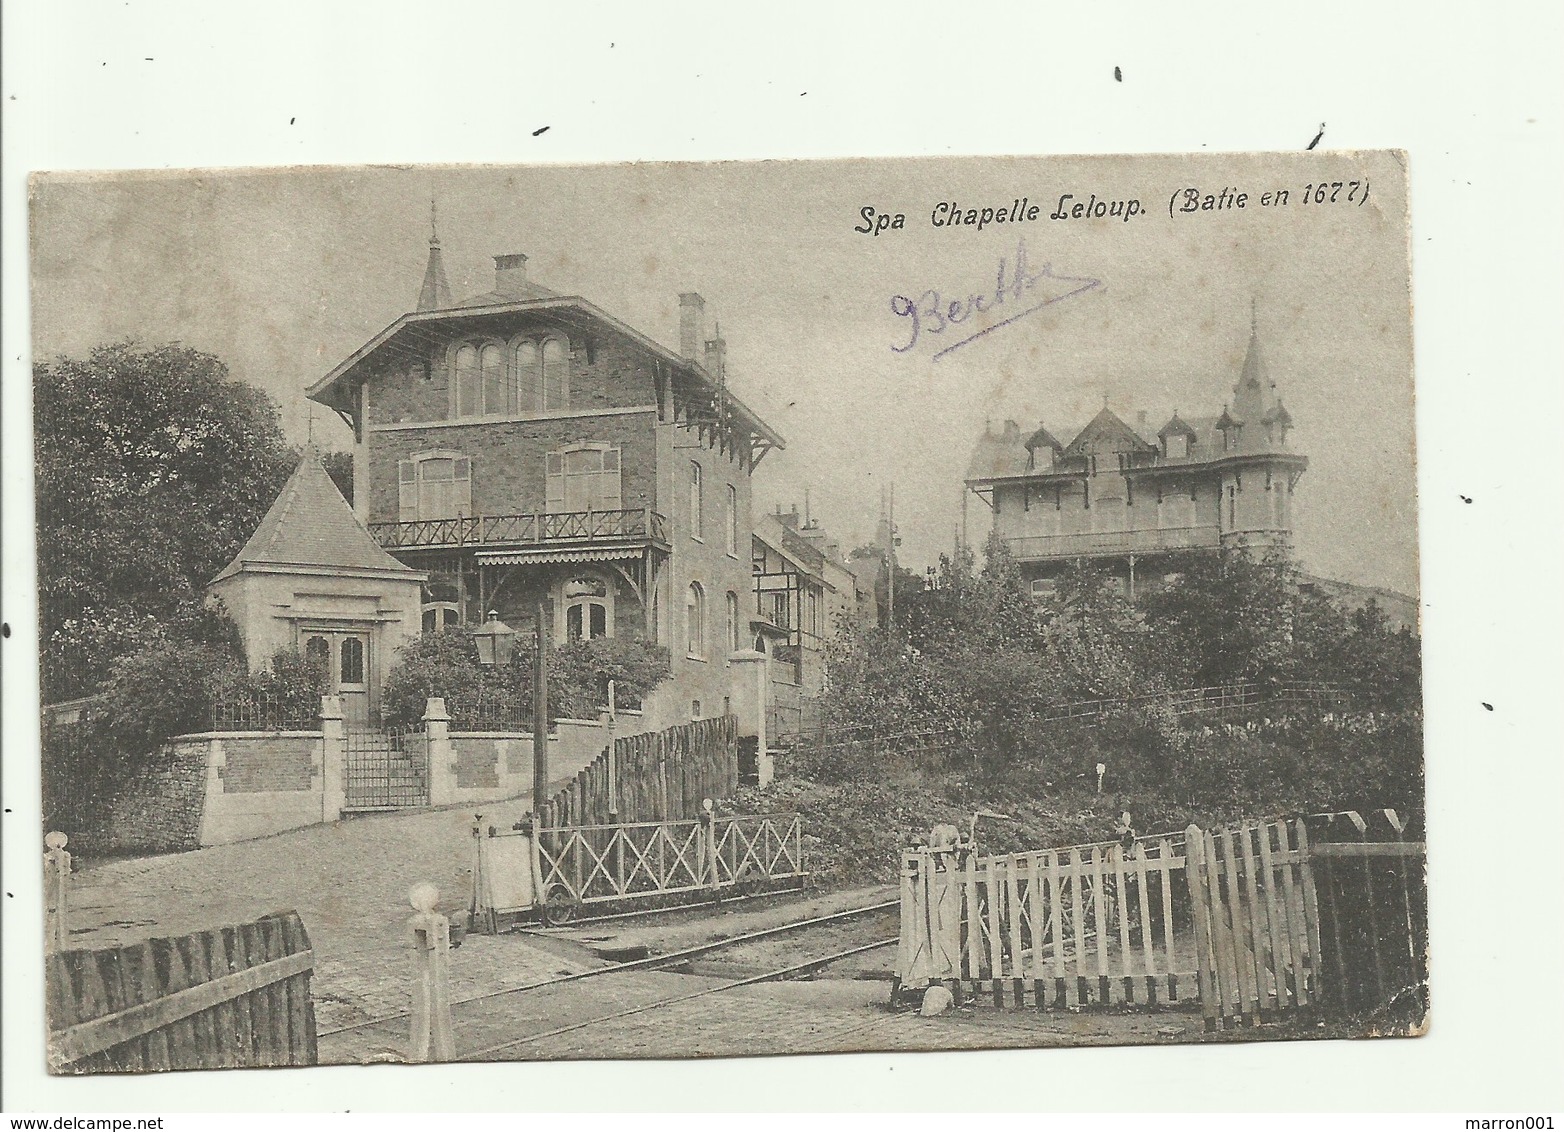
[[471, 610, 517, 667], [532, 602, 549, 822]]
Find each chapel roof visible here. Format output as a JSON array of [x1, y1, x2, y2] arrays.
[[211, 449, 419, 584]]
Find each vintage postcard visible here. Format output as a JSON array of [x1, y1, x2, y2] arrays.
[[30, 151, 1423, 1071]]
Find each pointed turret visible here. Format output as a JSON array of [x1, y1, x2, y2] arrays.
[[416, 205, 453, 312], [1233, 303, 1272, 429]]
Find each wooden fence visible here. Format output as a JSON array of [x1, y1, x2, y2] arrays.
[[894, 816, 1331, 1027], [896, 833, 1194, 1010], [1303, 809, 1427, 1018], [539, 715, 738, 829], [47, 911, 317, 1073], [1183, 819, 1323, 1029]]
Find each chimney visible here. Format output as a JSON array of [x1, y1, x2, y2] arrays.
[[679, 293, 706, 360], [494, 253, 530, 297], [1137, 410, 1148, 430], [704, 326, 727, 380], [1002, 419, 1021, 439]]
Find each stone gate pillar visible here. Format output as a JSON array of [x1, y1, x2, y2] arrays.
[[424, 697, 455, 807], [320, 694, 346, 821], [728, 649, 772, 787]]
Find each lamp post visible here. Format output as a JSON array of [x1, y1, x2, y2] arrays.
[[532, 602, 549, 822], [471, 610, 517, 667]]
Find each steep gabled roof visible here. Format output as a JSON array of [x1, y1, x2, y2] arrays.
[[211, 450, 418, 584], [1024, 423, 1064, 453], [1062, 407, 1159, 458], [305, 294, 784, 451], [1158, 412, 1199, 439], [1263, 400, 1294, 428]]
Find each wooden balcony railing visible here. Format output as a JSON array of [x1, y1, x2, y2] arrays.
[[370, 507, 669, 551], [1004, 524, 1222, 561]]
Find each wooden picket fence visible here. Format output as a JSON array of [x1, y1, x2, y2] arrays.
[[895, 816, 1328, 1027], [1303, 809, 1427, 1018], [1183, 819, 1324, 1029], [46, 911, 317, 1073], [896, 833, 1193, 1010], [539, 715, 738, 829]]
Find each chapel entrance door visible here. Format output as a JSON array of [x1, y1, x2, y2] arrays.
[[302, 629, 373, 725]]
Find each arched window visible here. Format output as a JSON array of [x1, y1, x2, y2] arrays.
[[685, 582, 706, 658], [339, 637, 365, 685], [422, 603, 460, 633], [726, 591, 740, 653], [689, 462, 704, 538], [561, 575, 613, 641], [304, 634, 330, 672], [726, 484, 738, 555], [512, 339, 541, 412], [481, 343, 507, 415], [453, 344, 481, 418], [541, 337, 569, 410]]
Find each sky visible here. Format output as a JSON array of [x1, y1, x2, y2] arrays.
[[29, 151, 1418, 594]]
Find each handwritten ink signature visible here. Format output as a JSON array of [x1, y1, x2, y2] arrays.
[[889, 240, 1102, 361]]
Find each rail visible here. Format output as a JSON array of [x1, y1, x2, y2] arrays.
[[472, 812, 807, 923], [1005, 525, 1221, 561], [317, 895, 898, 1041], [369, 507, 669, 550]]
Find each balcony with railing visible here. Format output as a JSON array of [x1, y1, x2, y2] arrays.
[[1004, 524, 1222, 561], [369, 507, 669, 551]]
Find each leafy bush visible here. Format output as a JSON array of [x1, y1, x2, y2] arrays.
[[93, 639, 244, 758], [381, 632, 672, 729], [816, 536, 1423, 780], [543, 637, 672, 720], [381, 632, 519, 729]]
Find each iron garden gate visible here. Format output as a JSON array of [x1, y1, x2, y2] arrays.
[[343, 725, 429, 812]]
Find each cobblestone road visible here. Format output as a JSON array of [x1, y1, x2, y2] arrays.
[[65, 796, 594, 1033], [66, 802, 1209, 1063]]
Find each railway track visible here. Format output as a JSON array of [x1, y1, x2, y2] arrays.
[[464, 934, 899, 1059], [318, 897, 900, 1048]]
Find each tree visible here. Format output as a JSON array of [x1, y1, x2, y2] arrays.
[[35, 342, 297, 699], [321, 450, 354, 505], [1139, 548, 1299, 688]]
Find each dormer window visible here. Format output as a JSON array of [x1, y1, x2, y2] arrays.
[[1166, 434, 1189, 459]]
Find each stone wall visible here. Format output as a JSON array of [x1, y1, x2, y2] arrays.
[[217, 736, 315, 792], [198, 732, 325, 846], [66, 739, 210, 856]]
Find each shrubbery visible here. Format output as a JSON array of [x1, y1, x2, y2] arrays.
[[42, 635, 330, 833], [816, 533, 1423, 789], [380, 631, 673, 730]]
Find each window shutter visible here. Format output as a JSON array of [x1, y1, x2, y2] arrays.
[[398, 460, 417, 521], [545, 451, 565, 513], [600, 447, 622, 510], [454, 456, 472, 516]]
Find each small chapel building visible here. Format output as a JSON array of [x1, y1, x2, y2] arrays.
[[208, 448, 425, 724]]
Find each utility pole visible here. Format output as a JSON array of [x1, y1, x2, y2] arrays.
[[887, 483, 896, 626], [532, 601, 549, 820]]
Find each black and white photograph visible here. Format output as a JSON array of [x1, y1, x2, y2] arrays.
[[28, 151, 1427, 1070]]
